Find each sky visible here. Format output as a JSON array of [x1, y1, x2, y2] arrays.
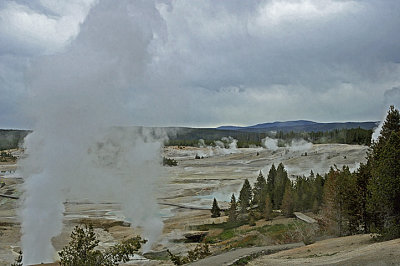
[[1, 0, 400, 129]]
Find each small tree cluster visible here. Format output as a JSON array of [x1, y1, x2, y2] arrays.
[[59, 224, 146, 266], [163, 157, 178, 166]]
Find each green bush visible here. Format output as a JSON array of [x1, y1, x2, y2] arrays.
[[59, 224, 146, 266]]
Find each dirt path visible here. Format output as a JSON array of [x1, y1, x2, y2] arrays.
[[189, 242, 304, 266]]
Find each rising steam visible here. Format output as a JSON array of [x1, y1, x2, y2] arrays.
[[372, 87, 400, 142], [19, 0, 166, 264], [261, 137, 279, 151]]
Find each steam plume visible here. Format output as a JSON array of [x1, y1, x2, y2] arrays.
[[372, 87, 400, 142], [262, 137, 279, 151], [19, 0, 166, 264]]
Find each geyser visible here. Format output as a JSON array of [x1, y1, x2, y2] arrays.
[[19, 0, 166, 264]]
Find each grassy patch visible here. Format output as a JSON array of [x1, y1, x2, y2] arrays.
[[229, 234, 259, 249]]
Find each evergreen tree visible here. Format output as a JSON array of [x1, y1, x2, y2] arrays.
[[354, 162, 372, 233], [375, 105, 400, 142], [264, 194, 273, 221], [273, 163, 290, 209], [312, 199, 319, 214], [281, 182, 294, 217], [211, 198, 221, 218], [249, 211, 256, 226], [228, 194, 238, 223], [267, 164, 277, 206], [368, 107, 400, 239], [239, 179, 252, 213], [309, 170, 314, 179], [253, 170, 267, 210], [312, 173, 325, 212], [322, 166, 355, 236]]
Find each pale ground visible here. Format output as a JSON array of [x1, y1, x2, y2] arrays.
[[0, 144, 371, 265], [248, 234, 400, 266]]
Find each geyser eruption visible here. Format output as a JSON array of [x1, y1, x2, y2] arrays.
[[19, 0, 166, 264]]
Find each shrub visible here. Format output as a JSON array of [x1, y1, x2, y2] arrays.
[[59, 224, 146, 266]]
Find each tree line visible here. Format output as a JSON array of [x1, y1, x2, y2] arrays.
[[166, 127, 372, 148], [211, 105, 400, 240]]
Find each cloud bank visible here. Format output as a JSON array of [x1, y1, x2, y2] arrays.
[[1, 0, 400, 128]]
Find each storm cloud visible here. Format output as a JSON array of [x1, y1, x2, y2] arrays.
[[1, 0, 400, 128]]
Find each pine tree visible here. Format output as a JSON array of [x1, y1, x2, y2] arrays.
[[267, 164, 277, 206], [228, 194, 238, 223], [239, 179, 252, 213], [249, 211, 256, 226], [211, 198, 221, 218], [322, 166, 355, 236], [368, 114, 400, 239], [274, 163, 290, 209], [312, 173, 324, 212], [253, 170, 267, 210], [312, 199, 319, 214], [264, 194, 273, 221], [281, 182, 294, 217], [354, 162, 371, 233]]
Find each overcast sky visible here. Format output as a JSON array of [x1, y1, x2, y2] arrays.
[[1, 0, 400, 129]]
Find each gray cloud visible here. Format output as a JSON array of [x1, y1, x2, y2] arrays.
[[1, 0, 400, 128]]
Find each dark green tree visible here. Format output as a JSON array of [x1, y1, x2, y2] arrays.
[[264, 194, 273, 221], [227, 194, 238, 223], [368, 113, 400, 239], [273, 163, 290, 209], [238, 179, 252, 213], [312, 173, 325, 212], [281, 182, 294, 217], [267, 164, 277, 206], [211, 198, 221, 218], [253, 170, 267, 210], [354, 162, 372, 233], [322, 166, 356, 236]]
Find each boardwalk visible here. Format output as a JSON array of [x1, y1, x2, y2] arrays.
[[294, 212, 317, 224]]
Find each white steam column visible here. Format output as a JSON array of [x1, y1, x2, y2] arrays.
[[19, 0, 166, 264]]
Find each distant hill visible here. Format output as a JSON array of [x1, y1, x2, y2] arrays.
[[217, 120, 378, 133]]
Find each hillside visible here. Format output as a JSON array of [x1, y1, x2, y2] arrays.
[[217, 120, 378, 133]]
